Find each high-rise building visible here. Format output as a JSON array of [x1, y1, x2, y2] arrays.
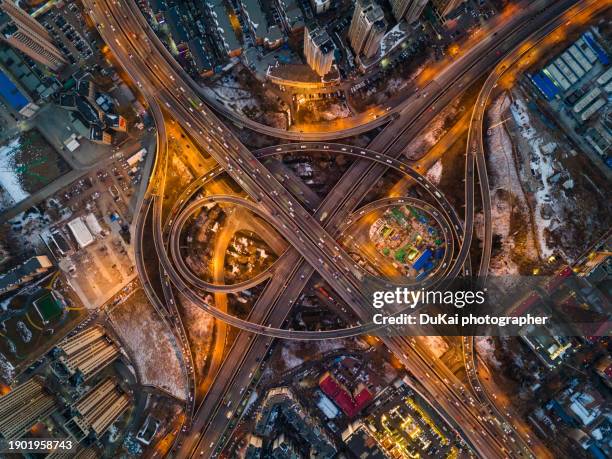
[[431, 0, 464, 21], [271, 434, 304, 458], [254, 387, 336, 457], [54, 326, 120, 381], [303, 24, 335, 77], [342, 421, 389, 459], [389, 0, 429, 23], [362, 19, 386, 59], [309, 0, 331, 15], [0, 0, 66, 70], [0, 378, 56, 440], [245, 434, 263, 459], [348, 0, 385, 57], [63, 378, 130, 441]]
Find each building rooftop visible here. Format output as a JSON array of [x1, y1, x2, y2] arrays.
[[165, 6, 189, 44], [149, 0, 167, 13], [255, 387, 336, 456], [342, 422, 388, 459], [362, 0, 385, 23], [208, 0, 242, 52], [308, 25, 334, 55], [280, 0, 304, 30], [188, 38, 213, 73], [75, 95, 101, 126], [0, 11, 10, 28], [0, 255, 52, 293], [242, 0, 268, 41], [0, 68, 28, 110], [319, 372, 373, 418]]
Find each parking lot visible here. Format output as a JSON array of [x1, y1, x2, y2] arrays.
[[40, 4, 96, 67], [44, 145, 150, 309]]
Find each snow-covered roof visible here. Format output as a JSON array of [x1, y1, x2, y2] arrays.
[[67, 217, 94, 248], [85, 213, 103, 235]]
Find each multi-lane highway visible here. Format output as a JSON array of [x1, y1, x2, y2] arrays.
[[87, 3, 478, 454], [460, 1, 610, 456], [89, 0, 570, 331], [173, 0, 596, 455], [87, 0, 398, 336], [161, 144, 461, 339], [172, 0, 596, 456], [107, 0, 527, 141], [83, 0, 609, 457], [132, 101, 197, 426]]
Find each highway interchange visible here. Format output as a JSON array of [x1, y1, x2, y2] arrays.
[[85, 0, 610, 457]]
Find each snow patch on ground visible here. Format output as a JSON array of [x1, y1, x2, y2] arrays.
[[244, 390, 258, 414], [16, 321, 32, 343], [419, 336, 449, 359], [484, 95, 524, 276], [316, 340, 348, 353], [201, 78, 259, 114], [403, 104, 458, 160], [281, 346, 304, 370], [510, 98, 558, 257], [0, 352, 15, 383], [386, 78, 410, 93], [0, 137, 29, 204], [425, 160, 442, 185], [108, 291, 187, 401], [379, 22, 409, 56], [178, 293, 214, 338], [1, 294, 15, 311], [475, 337, 501, 369], [170, 156, 194, 183], [488, 198, 518, 276], [321, 103, 351, 121], [488, 96, 524, 198], [177, 293, 214, 380], [280, 340, 345, 370], [7, 207, 55, 250]]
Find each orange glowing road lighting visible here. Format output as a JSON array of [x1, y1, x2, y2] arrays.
[[499, 2, 520, 20], [0, 383, 10, 395], [499, 73, 516, 90], [416, 66, 437, 87], [448, 44, 460, 57], [470, 28, 485, 42], [30, 422, 44, 434], [519, 42, 533, 55]]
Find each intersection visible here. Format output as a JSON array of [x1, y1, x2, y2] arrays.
[[84, 0, 610, 457]]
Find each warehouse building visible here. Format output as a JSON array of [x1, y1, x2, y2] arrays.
[[52, 326, 120, 381], [0, 378, 56, 440], [63, 378, 130, 441], [67, 217, 94, 249], [530, 33, 607, 101]]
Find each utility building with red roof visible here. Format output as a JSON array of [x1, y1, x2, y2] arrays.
[[318, 372, 373, 418]]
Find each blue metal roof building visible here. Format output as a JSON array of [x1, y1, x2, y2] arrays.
[[413, 249, 432, 271], [0, 69, 28, 110], [583, 33, 609, 66], [530, 72, 560, 100]]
